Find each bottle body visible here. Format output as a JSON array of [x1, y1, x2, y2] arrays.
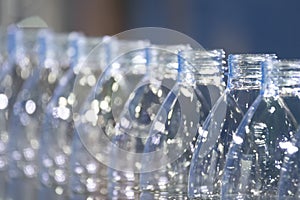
[[222, 60, 300, 199], [38, 69, 76, 199], [189, 88, 259, 199], [0, 26, 39, 200], [222, 95, 298, 199], [7, 30, 69, 200], [188, 54, 276, 199], [70, 40, 149, 199], [107, 45, 195, 199], [138, 49, 225, 199]]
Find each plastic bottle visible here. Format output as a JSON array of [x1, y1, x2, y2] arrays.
[[70, 39, 149, 199], [140, 49, 226, 199], [107, 45, 191, 199], [0, 25, 40, 200], [37, 32, 90, 199], [7, 29, 69, 200], [188, 54, 276, 199], [222, 60, 300, 199]]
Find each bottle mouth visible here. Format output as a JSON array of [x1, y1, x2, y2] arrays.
[[179, 49, 226, 72], [176, 49, 226, 85], [227, 53, 277, 90], [263, 59, 300, 79], [110, 39, 150, 59], [228, 53, 277, 64], [145, 44, 192, 72], [70, 34, 115, 71], [180, 49, 225, 59], [38, 30, 71, 65], [262, 59, 300, 96], [272, 59, 300, 69], [7, 25, 41, 58]]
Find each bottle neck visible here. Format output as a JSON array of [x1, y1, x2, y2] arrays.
[[109, 38, 150, 62], [105, 39, 150, 75], [146, 45, 191, 81], [178, 49, 226, 87], [70, 34, 110, 74], [38, 30, 71, 69], [82, 36, 109, 71], [227, 54, 277, 90], [262, 60, 300, 97], [68, 32, 83, 71], [7, 26, 39, 61]]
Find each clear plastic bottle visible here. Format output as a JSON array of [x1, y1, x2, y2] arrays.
[[221, 60, 300, 199], [0, 25, 39, 200], [70, 39, 149, 200], [188, 54, 277, 199], [139, 49, 225, 199], [107, 45, 191, 199], [7, 29, 69, 200], [37, 32, 89, 200]]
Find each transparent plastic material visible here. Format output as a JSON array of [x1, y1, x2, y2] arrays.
[[7, 29, 69, 200], [70, 39, 149, 199], [0, 27, 6, 71], [222, 60, 300, 199], [107, 45, 192, 199], [37, 33, 94, 199], [279, 129, 300, 199], [65, 35, 110, 200], [0, 26, 40, 200], [139, 49, 226, 199], [188, 54, 277, 199]]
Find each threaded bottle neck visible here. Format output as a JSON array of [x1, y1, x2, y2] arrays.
[[82, 36, 109, 70], [227, 54, 277, 90], [37, 30, 70, 68], [103, 39, 150, 75], [178, 49, 226, 86], [109, 39, 150, 63], [145, 44, 191, 80], [262, 60, 300, 97], [7, 25, 39, 61], [68, 32, 84, 70], [147, 44, 191, 64]]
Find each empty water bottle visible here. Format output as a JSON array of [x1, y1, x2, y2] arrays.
[[222, 60, 300, 199], [70, 39, 149, 199], [188, 54, 277, 199], [0, 25, 40, 200], [37, 32, 87, 199], [139, 49, 225, 199], [108, 44, 192, 199], [7, 29, 69, 200]]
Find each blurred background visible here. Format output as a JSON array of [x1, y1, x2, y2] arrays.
[[1, 0, 299, 58]]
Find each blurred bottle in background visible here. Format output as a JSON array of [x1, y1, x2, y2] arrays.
[[70, 39, 149, 199], [0, 25, 40, 200], [37, 32, 85, 200], [108, 45, 191, 199], [7, 29, 69, 200]]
